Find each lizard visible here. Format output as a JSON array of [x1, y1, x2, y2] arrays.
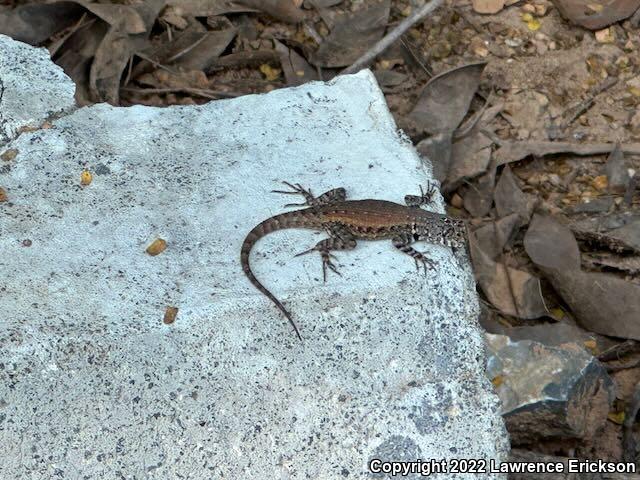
[[240, 182, 467, 340]]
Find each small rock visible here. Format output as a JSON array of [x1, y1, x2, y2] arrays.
[[450, 192, 464, 209], [469, 37, 490, 57], [534, 3, 548, 15], [485, 333, 615, 443], [472, 0, 506, 14], [521, 3, 536, 13], [595, 28, 615, 44]]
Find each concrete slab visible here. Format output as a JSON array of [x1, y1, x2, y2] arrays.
[[0, 34, 75, 143], [0, 36, 508, 479]]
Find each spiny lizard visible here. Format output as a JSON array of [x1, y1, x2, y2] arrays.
[[241, 182, 467, 340]]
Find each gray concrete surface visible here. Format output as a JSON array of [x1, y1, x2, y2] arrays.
[[0, 35, 508, 479], [0, 34, 75, 142]]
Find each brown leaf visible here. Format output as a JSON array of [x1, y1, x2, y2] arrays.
[[473, 214, 521, 261], [552, 0, 640, 30], [463, 164, 496, 218], [88, 0, 166, 104], [604, 143, 630, 192], [524, 214, 581, 272], [469, 230, 548, 319], [310, 0, 390, 68], [494, 165, 535, 223], [168, 30, 237, 71], [54, 19, 108, 105], [66, 1, 149, 34], [274, 40, 318, 86], [236, 0, 305, 23], [448, 130, 492, 189], [165, 1, 257, 16], [0, 2, 84, 45], [408, 62, 487, 135], [524, 215, 640, 340], [415, 132, 453, 183]]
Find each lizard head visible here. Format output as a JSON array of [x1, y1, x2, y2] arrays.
[[414, 216, 467, 248]]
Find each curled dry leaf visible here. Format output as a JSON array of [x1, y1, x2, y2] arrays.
[[469, 230, 548, 319], [552, 0, 640, 30], [524, 214, 640, 340]]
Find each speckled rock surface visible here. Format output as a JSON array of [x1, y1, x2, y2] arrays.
[[0, 36, 508, 479], [0, 34, 75, 143]]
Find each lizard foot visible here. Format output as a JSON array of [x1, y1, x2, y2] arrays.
[[295, 247, 341, 282], [272, 181, 315, 207], [405, 181, 439, 208], [414, 255, 436, 276]]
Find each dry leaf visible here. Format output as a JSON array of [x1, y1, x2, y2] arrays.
[[525, 215, 640, 340], [310, 0, 390, 68]]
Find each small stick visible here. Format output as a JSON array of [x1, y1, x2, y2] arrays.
[[341, 0, 445, 75]]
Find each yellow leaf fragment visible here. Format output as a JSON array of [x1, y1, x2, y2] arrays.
[[259, 63, 281, 81], [583, 339, 598, 354], [80, 169, 92, 186], [146, 238, 167, 256], [550, 307, 565, 319], [491, 375, 504, 387], [608, 411, 625, 425], [592, 175, 608, 191]]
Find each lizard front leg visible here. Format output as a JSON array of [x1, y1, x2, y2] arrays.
[[404, 181, 438, 208], [392, 233, 436, 275], [272, 181, 346, 207], [295, 224, 356, 281]]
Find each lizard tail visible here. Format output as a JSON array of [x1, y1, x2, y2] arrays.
[[240, 211, 320, 341]]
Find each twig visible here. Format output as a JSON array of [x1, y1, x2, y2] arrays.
[[341, 0, 445, 75], [556, 77, 618, 132], [495, 140, 640, 165], [121, 87, 241, 100]]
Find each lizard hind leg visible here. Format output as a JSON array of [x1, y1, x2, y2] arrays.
[[272, 181, 346, 207], [295, 226, 357, 281], [392, 233, 436, 276]]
